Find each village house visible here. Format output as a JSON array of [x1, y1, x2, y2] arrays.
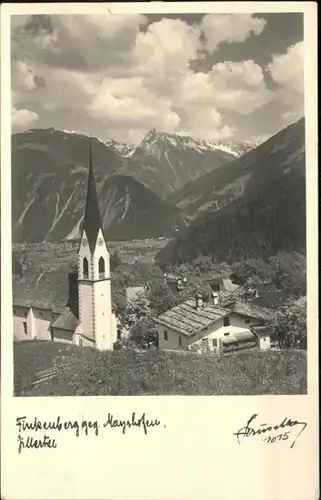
[[154, 292, 273, 355], [12, 141, 118, 350]]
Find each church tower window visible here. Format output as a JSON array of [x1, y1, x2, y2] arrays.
[[99, 257, 105, 279], [83, 257, 89, 278]]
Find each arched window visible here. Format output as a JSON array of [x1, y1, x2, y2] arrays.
[[99, 257, 105, 279], [83, 257, 89, 278]]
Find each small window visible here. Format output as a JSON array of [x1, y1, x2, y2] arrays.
[[223, 316, 230, 327], [224, 332, 230, 336], [83, 257, 89, 278], [164, 330, 168, 341], [212, 339, 218, 348], [179, 336, 182, 346], [99, 257, 105, 279], [23, 321, 27, 335], [245, 319, 251, 324], [24, 312, 27, 318]]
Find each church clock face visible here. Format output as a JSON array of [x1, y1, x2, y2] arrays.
[[98, 238, 104, 246], [82, 238, 88, 247]]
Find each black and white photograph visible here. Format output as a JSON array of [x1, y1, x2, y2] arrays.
[[10, 10, 308, 397]]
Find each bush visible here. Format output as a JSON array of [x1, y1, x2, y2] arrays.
[[129, 317, 158, 349], [14, 342, 307, 396], [271, 298, 306, 349]]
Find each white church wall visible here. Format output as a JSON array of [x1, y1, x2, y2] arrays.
[[78, 281, 94, 339], [52, 328, 74, 344], [93, 280, 113, 350], [32, 308, 52, 341], [111, 312, 118, 344], [13, 306, 34, 341]]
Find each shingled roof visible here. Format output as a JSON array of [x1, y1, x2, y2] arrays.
[[154, 299, 229, 336], [154, 297, 272, 336], [225, 300, 272, 322], [82, 139, 104, 253]]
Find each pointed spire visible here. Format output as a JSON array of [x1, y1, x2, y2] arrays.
[[82, 136, 103, 253]]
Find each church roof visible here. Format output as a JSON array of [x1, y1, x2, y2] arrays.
[[12, 270, 78, 314], [51, 307, 80, 331], [82, 139, 104, 253]]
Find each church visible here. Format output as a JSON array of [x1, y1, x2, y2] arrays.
[[12, 142, 118, 350]]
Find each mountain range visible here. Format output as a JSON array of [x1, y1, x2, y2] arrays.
[[12, 120, 305, 258], [11, 127, 254, 243], [156, 118, 306, 266]]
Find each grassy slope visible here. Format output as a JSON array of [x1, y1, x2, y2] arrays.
[[14, 341, 307, 396]]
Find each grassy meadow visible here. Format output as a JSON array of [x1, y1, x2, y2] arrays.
[[14, 341, 307, 397]]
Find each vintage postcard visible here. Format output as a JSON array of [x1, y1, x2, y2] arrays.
[[1, 2, 318, 499]]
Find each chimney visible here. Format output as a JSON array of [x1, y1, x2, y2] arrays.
[[195, 292, 203, 310], [212, 292, 219, 306]]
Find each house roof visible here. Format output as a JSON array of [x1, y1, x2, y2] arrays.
[[221, 331, 256, 345], [225, 300, 272, 322], [222, 278, 240, 292], [12, 270, 78, 314], [154, 299, 229, 336], [51, 307, 80, 331], [220, 286, 244, 304], [256, 283, 278, 294], [82, 139, 104, 253], [251, 292, 288, 309], [125, 286, 147, 302], [251, 325, 274, 337], [155, 295, 273, 337]]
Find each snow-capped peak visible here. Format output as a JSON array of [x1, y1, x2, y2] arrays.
[[139, 129, 257, 158]]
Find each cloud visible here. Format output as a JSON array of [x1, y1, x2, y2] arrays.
[[12, 107, 39, 132], [178, 106, 237, 141], [267, 41, 304, 122], [177, 60, 272, 116], [134, 18, 201, 77], [267, 41, 303, 92], [10, 14, 303, 144], [201, 14, 266, 52]]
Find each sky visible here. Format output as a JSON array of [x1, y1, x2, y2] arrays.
[[11, 13, 304, 145]]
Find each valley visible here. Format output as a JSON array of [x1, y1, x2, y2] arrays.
[[12, 237, 170, 273]]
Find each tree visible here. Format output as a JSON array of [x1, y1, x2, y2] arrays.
[[192, 255, 214, 274], [110, 251, 122, 271], [124, 291, 150, 329], [149, 282, 178, 315], [269, 252, 306, 298], [128, 316, 158, 349], [231, 258, 272, 285], [271, 299, 307, 349]]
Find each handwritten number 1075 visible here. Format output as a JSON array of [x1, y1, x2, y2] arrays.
[[263, 432, 290, 444]]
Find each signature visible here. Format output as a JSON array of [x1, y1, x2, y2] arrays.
[[234, 413, 307, 448]]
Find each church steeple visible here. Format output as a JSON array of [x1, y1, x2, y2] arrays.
[[77, 135, 116, 351], [82, 137, 103, 253]]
